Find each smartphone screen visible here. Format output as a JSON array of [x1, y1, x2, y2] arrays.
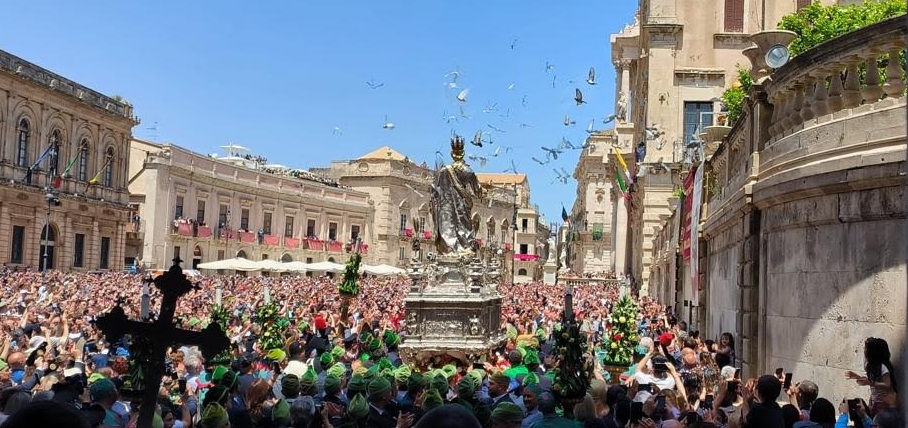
[[783, 373, 793, 389], [703, 394, 714, 410], [775, 367, 784, 377], [178, 378, 187, 394]]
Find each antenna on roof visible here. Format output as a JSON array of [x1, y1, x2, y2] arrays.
[[146, 121, 158, 142]]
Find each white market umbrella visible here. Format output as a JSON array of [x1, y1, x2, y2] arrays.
[[360, 264, 406, 276], [257, 259, 291, 272], [197, 257, 261, 272], [281, 261, 310, 273], [220, 144, 250, 152], [303, 261, 344, 273]]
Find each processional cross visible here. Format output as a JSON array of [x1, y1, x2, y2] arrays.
[[96, 257, 230, 428]]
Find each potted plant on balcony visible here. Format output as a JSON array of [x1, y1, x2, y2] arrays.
[[600, 295, 640, 384]]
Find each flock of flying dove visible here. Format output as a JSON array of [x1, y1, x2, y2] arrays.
[[333, 38, 618, 186]]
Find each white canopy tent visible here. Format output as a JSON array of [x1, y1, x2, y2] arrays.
[[197, 257, 262, 272], [303, 261, 345, 273], [360, 264, 406, 276]]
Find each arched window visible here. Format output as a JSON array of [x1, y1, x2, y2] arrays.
[[16, 119, 29, 167], [236, 250, 248, 259], [78, 139, 90, 182], [517, 268, 527, 276], [104, 147, 115, 187], [49, 129, 62, 173]]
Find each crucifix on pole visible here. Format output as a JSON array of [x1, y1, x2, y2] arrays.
[[95, 257, 230, 428]]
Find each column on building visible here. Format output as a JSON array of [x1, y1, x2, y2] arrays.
[[0, 205, 10, 262], [61, 215, 73, 269], [613, 192, 629, 276], [89, 221, 100, 269], [114, 222, 125, 270]]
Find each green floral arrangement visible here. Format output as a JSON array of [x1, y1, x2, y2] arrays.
[[338, 252, 362, 296], [338, 252, 362, 320], [254, 302, 288, 351], [601, 295, 640, 366], [209, 304, 232, 364], [552, 311, 592, 401]]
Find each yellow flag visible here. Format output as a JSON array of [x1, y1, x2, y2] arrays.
[[613, 147, 629, 172], [88, 157, 112, 186]]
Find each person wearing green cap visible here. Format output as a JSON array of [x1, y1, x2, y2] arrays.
[[320, 351, 335, 368], [421, 389, 445, 412], [452, 376, 492, 427], [323, 373, 346, 407], [265, 397, 292, 427], [490, 402, 524, 428], [199, 402, 230, 428], [366, 376, 404, 428], [327, 362, 346, 380], [398, 372, 425, 414], [382, 329, 402, 365], [347, 375, 368, 399], [346, 393, 370, 424], [299, 366, 318, 397]]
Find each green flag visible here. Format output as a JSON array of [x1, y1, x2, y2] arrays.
[[615, 169, 628, 193], [561, 206, 570, 223]]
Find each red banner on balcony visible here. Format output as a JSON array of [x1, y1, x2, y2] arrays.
[[263, 234, 280, 246], [404, 228, 414, 238], [422, 230, 432, 240], [361, 244, 369, 254], [285, 237, 300, 249], [514, 253, 539, 261], [328, 241, 343, 252], [240, 231, 256, 243], [178, 223, 193, 237], [681, 165, 697, 261], [197, 226, 212, 238], [305, 239, 323, 250]]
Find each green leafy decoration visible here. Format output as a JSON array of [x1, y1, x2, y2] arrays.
[[778, 0, 906, 57], [600, 295, 640, 366], [209, 305, 232, 363], [720, 66, 754, 126], [254, 302, 288, 351], [338, 252, 362, 296], [552, 312, 592, 400]]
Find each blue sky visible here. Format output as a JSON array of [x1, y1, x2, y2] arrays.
[[0, 1, 637, 224]]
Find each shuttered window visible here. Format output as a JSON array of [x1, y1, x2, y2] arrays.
[[724, 0, 744, 32]]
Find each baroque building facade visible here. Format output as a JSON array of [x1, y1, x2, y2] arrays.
[[0, 49, 137, 271], [588, 0, 831, 293], [127, 139, 373, 270]]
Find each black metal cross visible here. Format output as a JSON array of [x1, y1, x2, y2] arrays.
[[96, 257, 230, 428]]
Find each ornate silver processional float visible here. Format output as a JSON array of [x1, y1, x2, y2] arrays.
[[400, 134, 506, 368]]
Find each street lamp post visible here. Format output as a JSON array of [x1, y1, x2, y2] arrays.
[[41, 189, 58, 289], [215, 280, 223, 306]]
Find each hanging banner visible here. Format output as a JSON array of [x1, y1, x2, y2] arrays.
[[690, 163, 705, 292], [680, 166, 697, 261]]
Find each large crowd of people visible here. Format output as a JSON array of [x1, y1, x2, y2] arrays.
[[0, 266, 900, 428]]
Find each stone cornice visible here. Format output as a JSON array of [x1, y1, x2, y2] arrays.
[[0, 49, 136, 123]]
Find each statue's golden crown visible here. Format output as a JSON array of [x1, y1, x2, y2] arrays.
[[451, 135, 465, 153]]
